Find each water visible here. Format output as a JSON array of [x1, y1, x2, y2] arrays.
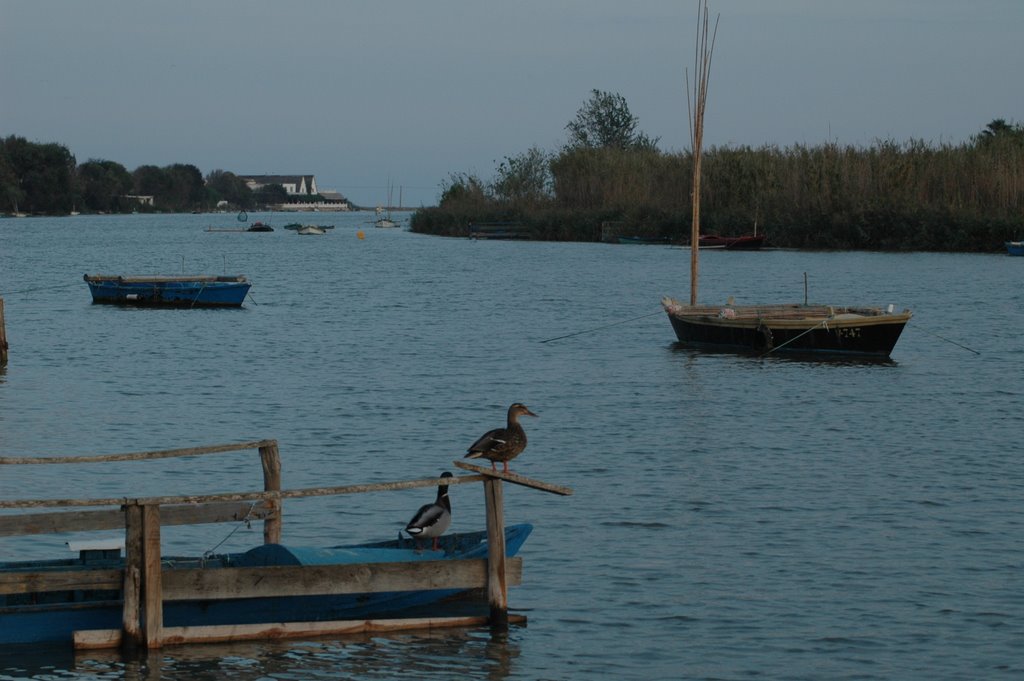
[[0, 213, 1021, 680]]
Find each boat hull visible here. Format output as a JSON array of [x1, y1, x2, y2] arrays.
[[0, 524, 531, 645], [83, 275, 251, 308], [698, 234, 765, 250], [1006, 241, 1024, 256], [662, 298, 911, 357]]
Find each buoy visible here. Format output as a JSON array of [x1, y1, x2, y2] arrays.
[[357, 230, 365, 240]]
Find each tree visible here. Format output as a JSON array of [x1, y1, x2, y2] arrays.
[[205, 169, 254, 208], [565, 89, 659, 151], [2, 136, 76, 214], [253, 183, 288, 207], [974, 118, 1024, 147], [78, 159, 132, 212], [492, 146, 552, 204]]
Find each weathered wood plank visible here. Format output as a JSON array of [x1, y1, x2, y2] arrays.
[[484, 478, 508, 628], [74, 614, 529, 650], [0, 568, 122, 595], [0, 440, 275, 465], [142, 504, 163, 648], [162, 557, 523, 601], [0, 474, 487, 510], [454, 460, 574, 495], [0, 501, 273, 537]]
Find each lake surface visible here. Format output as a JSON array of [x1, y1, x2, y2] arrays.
[[0, 212, 1021, 680]]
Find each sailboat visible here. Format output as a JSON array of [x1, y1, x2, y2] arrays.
[[374, 179, 399, 228], [661, 2, 911, 358]]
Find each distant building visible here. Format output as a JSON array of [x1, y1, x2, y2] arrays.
[[239, 174, 351, 211], [122, 195, 155, 206], [241, 175, 318, 196]]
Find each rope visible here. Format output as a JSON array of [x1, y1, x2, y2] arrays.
[[0, 283, 80, 296], [203, 501, 259, 558], [910, 324, 980, 355], [539, 309, 664, 343], [759, 318, 831, 356]]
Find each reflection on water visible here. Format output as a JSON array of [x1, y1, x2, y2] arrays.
[[54, 627, 522, 681]]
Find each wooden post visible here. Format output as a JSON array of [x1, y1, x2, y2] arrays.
[[0, 298, 8, 367], [259, 441, 282, 544], [483, 478, 508, 630], [142, 503, 163, 648], [121, 502, 144, 651]]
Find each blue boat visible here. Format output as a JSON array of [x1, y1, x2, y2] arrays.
[[83, 274, 251, 307], [0, 524, 532, 646], [1006, 241, 1024, 256]]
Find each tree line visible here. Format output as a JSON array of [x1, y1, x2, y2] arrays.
[[0, 135, 310, 215], [411, 91, 1024, 252]]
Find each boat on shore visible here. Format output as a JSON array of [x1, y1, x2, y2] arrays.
[[83, 274, 251, 307], [0, 524, 532, 646]]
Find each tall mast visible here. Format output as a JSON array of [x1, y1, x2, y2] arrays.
[[687, 1, 718, 305]]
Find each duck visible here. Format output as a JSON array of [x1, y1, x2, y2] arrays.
[[464, 402, 538, 473], [404, 471, 453, 551]]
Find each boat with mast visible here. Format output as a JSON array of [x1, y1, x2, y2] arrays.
[[661, 2, 911, 358]]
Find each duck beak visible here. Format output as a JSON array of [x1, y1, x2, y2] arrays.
[[524, 407, 538, 418]]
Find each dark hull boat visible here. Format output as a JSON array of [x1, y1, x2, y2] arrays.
[[662, 298, 912, 357], [83, 274, 251, 307], [698, 234, 765, 249], [0, 524, 532, 646]]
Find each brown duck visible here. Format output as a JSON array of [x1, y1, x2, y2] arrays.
[[464, 403, 538, 472]]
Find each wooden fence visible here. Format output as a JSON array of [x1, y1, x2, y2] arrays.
[[0, 440, 571, 650]]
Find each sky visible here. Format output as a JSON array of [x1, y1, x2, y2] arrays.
[[1, 0, 1021, 208]]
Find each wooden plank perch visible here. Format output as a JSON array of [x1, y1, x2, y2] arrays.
[[453, 461, 574, 496]]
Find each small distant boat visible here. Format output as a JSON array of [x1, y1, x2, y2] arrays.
[[247, 221, 274, 232], [1006, 241, 1024, 256], [83, 274, 251, 308], [698, 233, 765, 250], [296, 225, 326, 235], [617, 235, 671, 245]]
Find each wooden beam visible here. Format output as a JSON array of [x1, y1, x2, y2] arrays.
[[161, 557, 522, 601], [454, 460, 574, 496], [0, 501, 273, 537], [142, 504, 163, 648], [0, 568, 121, 595], [0, 298, 7, 367], [74, 614, 529, 650], [0, 440, 276, 466], [259, 441, 282, 544], [484, 479, 508, 629], [122, 502, 144, 650]]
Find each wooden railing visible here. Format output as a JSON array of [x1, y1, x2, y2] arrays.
[[0, 440, 571, 650]]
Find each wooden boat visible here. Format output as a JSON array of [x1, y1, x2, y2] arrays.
[[662, 298, 912, 357], [83, 274, 251, 307], [663, 4, 910, 358], [617, 235, 671, 245], [0, 524, 532, 646], [1006, 241, 1024, 256], [698, 233, 765, 250]]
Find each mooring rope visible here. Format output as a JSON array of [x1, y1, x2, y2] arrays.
[[0, 283, 80, 296], [759, 318, 831, 356], [910, 324, 981, 355], [539, 309, 664, 343], [203, 501, 259, 558]]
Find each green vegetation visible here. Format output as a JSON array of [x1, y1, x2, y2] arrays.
[[0, 135, 275, 215], [412, 96, 1024, 252]]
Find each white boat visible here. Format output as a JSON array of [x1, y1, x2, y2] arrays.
[[296, 225, 326, 235]]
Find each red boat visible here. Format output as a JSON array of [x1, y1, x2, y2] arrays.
[[698, 234, 765, 250]]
